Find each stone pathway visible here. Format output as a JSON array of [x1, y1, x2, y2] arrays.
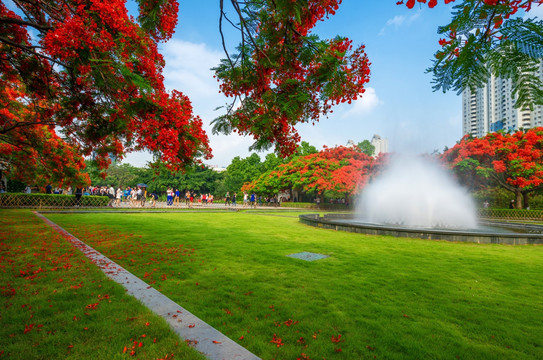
[[34, 211, 261, 360]]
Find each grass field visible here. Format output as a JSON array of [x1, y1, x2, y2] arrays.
[[0, 210, 204, 360], [2, 209, 543, 359]]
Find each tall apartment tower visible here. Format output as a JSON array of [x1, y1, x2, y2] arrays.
[[371, 134, 388, 156], [462, 62, 543, 136]]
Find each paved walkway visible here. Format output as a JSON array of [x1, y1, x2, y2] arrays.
[[34, 211, 261, 360]]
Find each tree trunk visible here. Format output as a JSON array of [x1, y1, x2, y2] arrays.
[[515, 188, 522, 209]]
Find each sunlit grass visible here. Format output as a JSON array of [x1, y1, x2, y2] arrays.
[[38, 210, 543, 360], [0, 210, 205, 360]]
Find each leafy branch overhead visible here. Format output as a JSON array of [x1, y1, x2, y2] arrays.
[[403, 0, 543, 110], [213, 0, 371, 157]]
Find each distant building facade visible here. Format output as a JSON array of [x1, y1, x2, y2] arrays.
[[207, 164, 227, 173], [371, 134, 388, 156], [462, 62, 543, 136]]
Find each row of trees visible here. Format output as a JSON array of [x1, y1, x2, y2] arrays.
[[237, 128, 543, 210], [80, 141, 319, 197], [7, 127, 543, 210], [79, 140, 378, 202], [242, 145, 383, 202]]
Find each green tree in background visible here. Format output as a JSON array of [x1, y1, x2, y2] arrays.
[[357, 140, 375, 157], [224, 153, 264, 192]]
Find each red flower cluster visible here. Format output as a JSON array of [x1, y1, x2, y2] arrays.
[[214, 0, 370, 157]]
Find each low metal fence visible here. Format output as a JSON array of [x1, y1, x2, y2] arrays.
[[0, 193, 109, 209], [0, 193, 256, 209], [3, 193, 543, 219], [477, 208, 543, 221]]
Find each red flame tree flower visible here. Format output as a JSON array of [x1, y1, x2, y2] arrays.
[[442, 128, 543, 209], [213, 1, 371, 157]]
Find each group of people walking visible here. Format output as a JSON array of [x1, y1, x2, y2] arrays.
[[164, 188, 214, 207], [224, 191, 258, 208], [35, 183, 283, 208]]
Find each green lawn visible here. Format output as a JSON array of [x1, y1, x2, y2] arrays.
[[2, 209, 543, 359], [0, 210, 205, 360]]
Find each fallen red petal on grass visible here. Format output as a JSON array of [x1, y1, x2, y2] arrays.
[[23, 324, 34, 334], [331, 334, 342, 343], [270, 334, 284, 347]]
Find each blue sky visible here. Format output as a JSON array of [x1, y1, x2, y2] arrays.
[[125, 1, 471, 167]]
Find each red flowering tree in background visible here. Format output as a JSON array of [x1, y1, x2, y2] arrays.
[[400, 0, 543, 110], [442, 128, 543, 208], [242, 146, 381, 201]]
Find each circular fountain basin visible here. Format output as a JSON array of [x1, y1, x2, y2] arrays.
[[299, 213, 543, 245]]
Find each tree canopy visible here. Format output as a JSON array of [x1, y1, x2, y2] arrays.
[[357, 140, 375, 157], [212, 1, 371, 156], [242, 145, 381, 199], [442, 127, 543, 208], [0, 0, 212, 188]]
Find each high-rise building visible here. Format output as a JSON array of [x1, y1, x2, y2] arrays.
[[371, 134, 388, 156], [462, 62, 543, 136]]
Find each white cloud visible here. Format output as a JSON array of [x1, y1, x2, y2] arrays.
[[162, 40, 223, 102], [386, 15, 408, 28], [341, 87, 382, 118], [379, 12, 421, 36]]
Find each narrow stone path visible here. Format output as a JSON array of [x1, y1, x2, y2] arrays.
[[34, 211, 261, 360]]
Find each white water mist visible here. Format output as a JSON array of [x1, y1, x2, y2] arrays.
[[357, 154, 477, 228]]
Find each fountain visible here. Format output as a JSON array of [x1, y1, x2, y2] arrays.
[[299, 154, 543, 245], [357, 155, 477, 229]]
